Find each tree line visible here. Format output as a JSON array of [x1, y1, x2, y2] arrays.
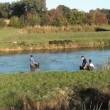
[[0, 0, 110, 27]]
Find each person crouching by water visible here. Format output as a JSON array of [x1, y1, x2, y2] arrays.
[[88, 59, 95, 70], [30, 55, 39, 72], [80, 57, 95, 71], [80, 56, 87, 70], [84, 59, 95, 71]]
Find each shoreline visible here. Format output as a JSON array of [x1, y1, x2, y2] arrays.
[[0, 43, 109, 53]]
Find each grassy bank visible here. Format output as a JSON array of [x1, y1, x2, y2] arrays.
[[0, 28, 110, 52], [0, 71, 110, 109]]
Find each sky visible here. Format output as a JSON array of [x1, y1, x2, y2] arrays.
[[0, 0, 110, 12]]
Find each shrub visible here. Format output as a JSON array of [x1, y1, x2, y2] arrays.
[[26, 14, 40, 26], [9, 16, 24, 28], [0, 19, 6, 27]]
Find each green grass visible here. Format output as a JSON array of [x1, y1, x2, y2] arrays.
[[0, 27, 110, 48], [0, 71, 110, 107]]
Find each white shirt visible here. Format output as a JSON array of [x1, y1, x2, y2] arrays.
[[89, 63, 95, 69], [30, 57, 36, 65]]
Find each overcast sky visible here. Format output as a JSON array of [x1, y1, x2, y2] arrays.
[[0, 0, 110, 12]]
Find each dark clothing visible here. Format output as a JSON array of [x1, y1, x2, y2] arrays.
[[80, 58, 87, 70], [30, 64, 36, 72], [80, 66, 84, 70], [82, 58, 87, 67]]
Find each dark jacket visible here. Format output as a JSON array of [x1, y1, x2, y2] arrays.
[[82, 58, 87, 68]]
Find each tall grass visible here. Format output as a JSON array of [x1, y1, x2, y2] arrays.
[[0, 71, 110, 109], [23, 25, 97, 33], [22, 25, 110, 33], [0, 27, 110, 49]]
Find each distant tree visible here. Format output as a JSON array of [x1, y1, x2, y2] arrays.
[[40, 12, 49, 25], [26, 13, 40, 26], [0, 0, 110, 27], [10, 1, 25, 17], [95, 10, 108, 25], [86, 10, 96, 25], [21, 0, 46, 14], [0, 3, 11, 18], [99, 9, 110, 24], [56, 5, 71, 24], [107, 12, 110, 24], [0, 19, 6, 27], [48, 9, 68, 26], [9, 0, 46, 26], [87, 10, 108, 25], [69, 9, 86, 25], [9, 16, 24, 28]]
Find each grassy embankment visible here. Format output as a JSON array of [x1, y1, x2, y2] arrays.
[[0, 27, 110, 52], [0, 71, 110, 110]]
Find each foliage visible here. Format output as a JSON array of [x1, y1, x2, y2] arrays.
[[57, 5, 71, 21], [69, 9, 86, 25], [0, 71, 110, 108], [26, 13, 40, 26], [0, 3, 10, 18], [0, 19, 6, 27], [10, 1, 26, 17], [97, 9, 110, 24], [9, 16, 24, 28], [0, 1, 110, 26], [87, 10, 108, 25], [48, 9, 68, 26], [21, 0, 46, 14]]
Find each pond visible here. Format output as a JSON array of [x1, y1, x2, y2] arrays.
[[0, 49, 110, 73]]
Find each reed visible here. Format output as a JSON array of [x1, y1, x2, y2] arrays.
[[23, 25, 97, 33], [0, 31, 110, 51]]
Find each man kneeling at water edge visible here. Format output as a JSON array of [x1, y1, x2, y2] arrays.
[[80, 56, 95, 70], [30, 55, 39, 72], [88, 59, 95, 70]]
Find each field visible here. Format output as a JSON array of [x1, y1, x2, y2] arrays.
[[0, 27, 110, 50], [0, 27, 110, 109], [0, 71, 110, 109]]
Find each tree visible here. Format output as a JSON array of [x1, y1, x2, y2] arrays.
[[48, 9, 68, 26], [86, 10, 108, 25], [56, 5, 71, 24], [21, 0, 46, 14], [26, 13, 40, 26], [9, 16, 24, 28], [0, 3, 11, 18], [99, 9, 110, 24], [40, 12, 49, 25], [0, 19, 6, 27], [95, 10, 108, 25], [69, 9, 86, 25], [86, 10, 96, 25], [10, 1, 25, 17], [0, 0, 109, 26]]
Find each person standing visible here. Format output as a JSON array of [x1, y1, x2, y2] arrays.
[[80, 56, 87, 70], [30, 55, 39, 72]]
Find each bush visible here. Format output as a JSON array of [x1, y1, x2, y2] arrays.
[[9, 16, 24, 28], [26, 14, 40, 26], [0, 19, 6, 27]]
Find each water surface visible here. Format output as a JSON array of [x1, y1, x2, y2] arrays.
[[0, 50, 110, 73]]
